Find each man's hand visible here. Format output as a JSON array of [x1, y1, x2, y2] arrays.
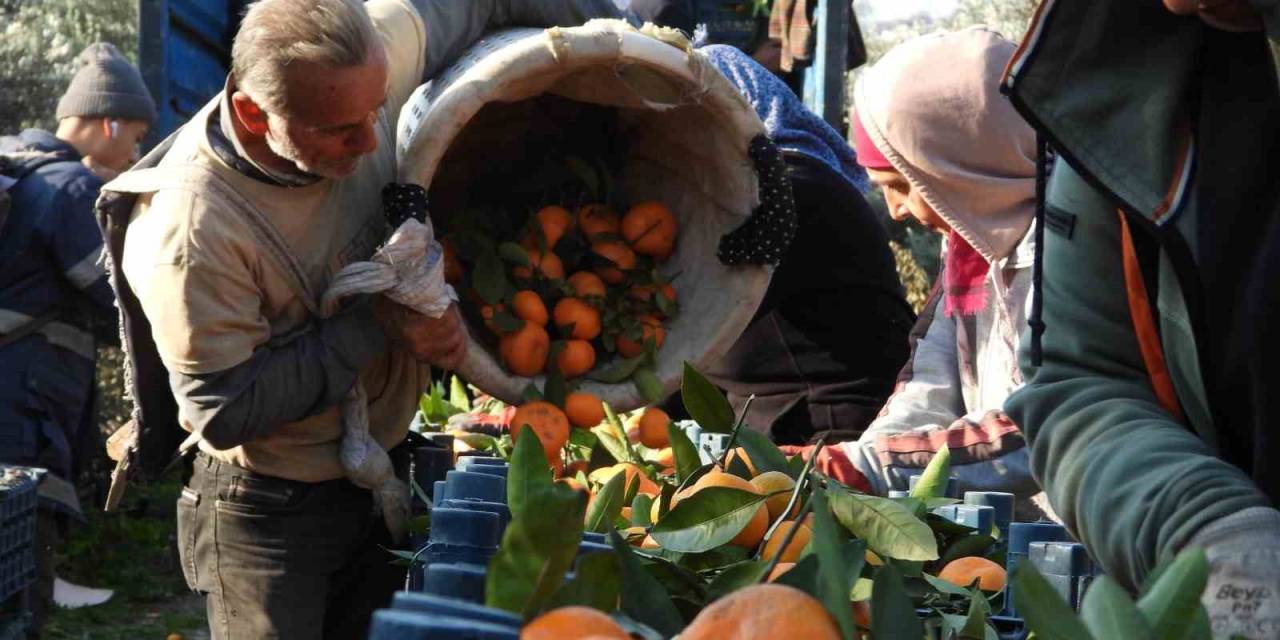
[[375, 298, 467, 370]]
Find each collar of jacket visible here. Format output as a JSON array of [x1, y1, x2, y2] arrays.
[[0, 129, 82, 170], [1001, 0, 1279, 228]]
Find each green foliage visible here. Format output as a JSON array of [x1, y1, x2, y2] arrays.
[[828, 485, 940, 561], [909, 443, 951, 500], [681, 363, 735, 433], [650, 487, 767, 553], [609, 530, 686, 636], [585, 469, 627, 534], [486, 432, 587, 618], [667, 422, 701, 484], [0, 0, 139, 134], [808, 487, 862, 639], [870, 563, 925, 639], [1016, 548, 1213, 640], [547, 552, 622, 613], [733, 429, 792, 478]]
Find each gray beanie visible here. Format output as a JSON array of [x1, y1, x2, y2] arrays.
[[56, 43, 157, 124]]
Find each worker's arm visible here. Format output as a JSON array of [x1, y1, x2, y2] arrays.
[[1004, 161, 1273, 590], [169, 297, 388, 450], [839, 287, 966, 493]]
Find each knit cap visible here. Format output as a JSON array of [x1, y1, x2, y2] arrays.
[[56, 43, 157, 124]]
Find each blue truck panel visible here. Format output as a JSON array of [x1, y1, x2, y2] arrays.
[[138, 0, 248, 148]]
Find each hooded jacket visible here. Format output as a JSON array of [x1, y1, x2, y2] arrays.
[[1001, 0, 1280, 590], [839, 29, 1044, 501], [0, 129, 116, 490]]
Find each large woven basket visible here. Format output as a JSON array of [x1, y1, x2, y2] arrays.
[[397, 20, 772, 412]]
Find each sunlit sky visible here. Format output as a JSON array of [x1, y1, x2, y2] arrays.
[[859, 0, 959, 24]]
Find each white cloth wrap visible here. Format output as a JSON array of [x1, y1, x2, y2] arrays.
[[321, 217, 458, 542]]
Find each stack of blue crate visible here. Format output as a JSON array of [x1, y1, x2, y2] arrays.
[[0, 467, 40, 639], [369, 454, 619, 638]]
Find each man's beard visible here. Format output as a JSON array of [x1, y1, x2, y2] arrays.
[[265, 117, 359, 180]]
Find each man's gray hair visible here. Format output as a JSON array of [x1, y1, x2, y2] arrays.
[[231, 0, 379, 113]]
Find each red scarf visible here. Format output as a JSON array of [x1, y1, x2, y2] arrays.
[[944, 231, 989, 317]]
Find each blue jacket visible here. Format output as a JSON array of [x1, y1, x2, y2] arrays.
[[0, 129, 116, 482]]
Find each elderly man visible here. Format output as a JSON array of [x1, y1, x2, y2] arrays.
[[0, 41, 154, 632], [1002, 0, 1279, 637], [107, 0, 621, 637]]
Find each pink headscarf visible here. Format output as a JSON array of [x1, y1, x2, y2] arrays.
[[852, 111, 893, 171], [852, 28, 1037, 317]]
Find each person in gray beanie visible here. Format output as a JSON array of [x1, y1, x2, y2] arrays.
[[0, 41, 155, 633], [52, 42, 156, 180]]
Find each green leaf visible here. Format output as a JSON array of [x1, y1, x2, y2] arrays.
[[486, 481, 587, 617], [734, 429, 792, 478], [565, 155, 600, 199], [448, 375, 472, 413], [828, 486, 939, 561], [585, 469, 628, 533], [787, 454, 807, 477], [592, 423, 631, 467], [649, 486, 767, 553], [631, 493, 654, 527], [507, 428, 552, 519], [408, 514, 431, 537], [410, 476, 432, 509], [1186, 603, 1212, 640], [473, 249, 508, 305], [1136, 548, 1209, 640], [386, 548, 421, 565], [602, 402, 638, 463], [808, 488, 860, 639], [498, 241, 531, 266], [492, 310, 525, 334], [681, 362, 734, 433], [924, 572, 977, 598], [725, 454, 754, 480], [910, 443, 951, 499], [774, 553, 822, 592], [543, 372, 568, 409], [870, 563, 926, 640], [1081, 576, 1154, 640], [675, 545, 749, 573], [520, 383, 543, 403], [547, 552, 622, 613], [569, 427, 598, 449], [960, 585, 993, 639], [633, 367, 665, 404], [941, 535, 998, 567], [588, 353, 648, 383], [418, 393, 432, 424], [1013, 562, 1095, 640], [707, 561, 771, 602], [667, 422, 701, 484], [609, 530, 685, 636], [622, 473, 641, 510]]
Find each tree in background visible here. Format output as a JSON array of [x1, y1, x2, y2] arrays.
[[0, 0, 138, 133]]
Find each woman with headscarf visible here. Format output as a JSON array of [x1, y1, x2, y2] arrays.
[[664, 44, 914, 446], [802, 28, 1046, 507]]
